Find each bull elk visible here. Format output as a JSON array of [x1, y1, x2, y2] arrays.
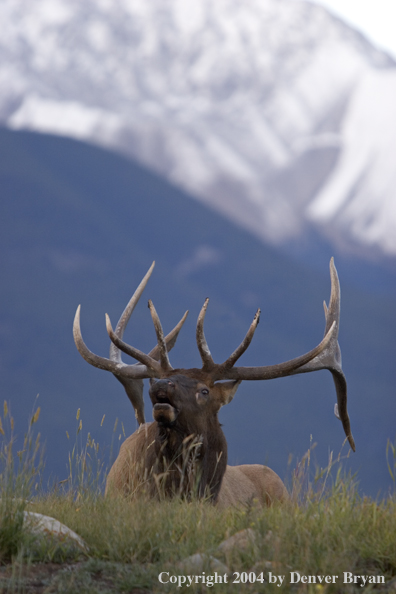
[[73, 259, 355, 507]]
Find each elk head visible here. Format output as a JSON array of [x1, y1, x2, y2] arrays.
[[73, 259, 355, 501]]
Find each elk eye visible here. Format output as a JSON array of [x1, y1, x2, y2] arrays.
[[196, 388, 209, 406]]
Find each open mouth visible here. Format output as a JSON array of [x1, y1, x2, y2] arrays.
[[152, 392, 178, 425], [153, 403, 178, 425], [153, 391, 173, 406]]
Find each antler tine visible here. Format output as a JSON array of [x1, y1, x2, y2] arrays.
[[148, 300, 173, 372], [221, 309, 261, 369], [331, 368, 355, 451], [108, 262, 155, 426], [74, 305, 119, 373], [323, 300, 328, 320], [106, 314, 162, 374], [110, 261, 155, 363], [196, 298, 215, 371], [297, 258, 341, 372], [324, 257, 339, 336], [148, 310, 189, 359], [73, 306, 155, 380], [292, 258, 342, 375]]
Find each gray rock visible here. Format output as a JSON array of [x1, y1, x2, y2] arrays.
[[23, 511, 89, 554]]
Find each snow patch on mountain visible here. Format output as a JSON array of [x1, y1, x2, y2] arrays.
[[8, 95, 125, 146], [0, 0, 395, 260], [307, 68, 396, 257]]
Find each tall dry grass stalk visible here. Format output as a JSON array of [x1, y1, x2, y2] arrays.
[[0, 399, 42, 562]]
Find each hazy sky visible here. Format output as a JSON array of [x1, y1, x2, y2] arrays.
[[302, 0, 396, 59]]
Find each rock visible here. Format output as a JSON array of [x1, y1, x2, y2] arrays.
[[23, 511, 89, 554], [177, 553, 229, 575], [249, 560, 274, 572], [177, 529, 260, 575], [216, 528, 256, 555]]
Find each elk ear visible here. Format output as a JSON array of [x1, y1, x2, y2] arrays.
[[214, 380, 242, 408]]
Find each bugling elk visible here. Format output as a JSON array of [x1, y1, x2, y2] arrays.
[[73, 258, 355, 507]]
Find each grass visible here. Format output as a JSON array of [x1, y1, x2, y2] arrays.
[[0, 405, 395, 593]]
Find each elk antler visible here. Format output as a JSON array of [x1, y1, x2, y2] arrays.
[[108, 262, 187, 423], [195, 304, 337, 381], [73, 262, 188, 424], [291, 258, 355, 451], [190, 258, 355, 451], [75, 259, 354, 450]]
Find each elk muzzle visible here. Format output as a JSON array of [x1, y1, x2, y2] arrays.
[[150, 379, 179, 426]]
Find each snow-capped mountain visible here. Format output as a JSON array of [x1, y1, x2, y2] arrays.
[[1, 0, 395, 259]]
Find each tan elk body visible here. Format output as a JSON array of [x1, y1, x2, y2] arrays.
[[74, 260, 355, 507], [104, 414, 288, 506]]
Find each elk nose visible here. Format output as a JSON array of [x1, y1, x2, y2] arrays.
[[153, 379, 175, 390]]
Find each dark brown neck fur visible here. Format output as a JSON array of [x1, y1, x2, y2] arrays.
[[152, 414, 227, 502]]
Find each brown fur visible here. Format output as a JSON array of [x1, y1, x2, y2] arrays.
[[218, 464, 288, 508], [105, 419, 228, 502], [105, 421, 288, 507], [105, 375, 288, 507]]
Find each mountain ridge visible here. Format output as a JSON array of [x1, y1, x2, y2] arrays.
[[1, 0, 395, 261]]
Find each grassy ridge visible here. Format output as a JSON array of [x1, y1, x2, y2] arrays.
[[2, 486, 396, 592], [0, 407, 395, 592]]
